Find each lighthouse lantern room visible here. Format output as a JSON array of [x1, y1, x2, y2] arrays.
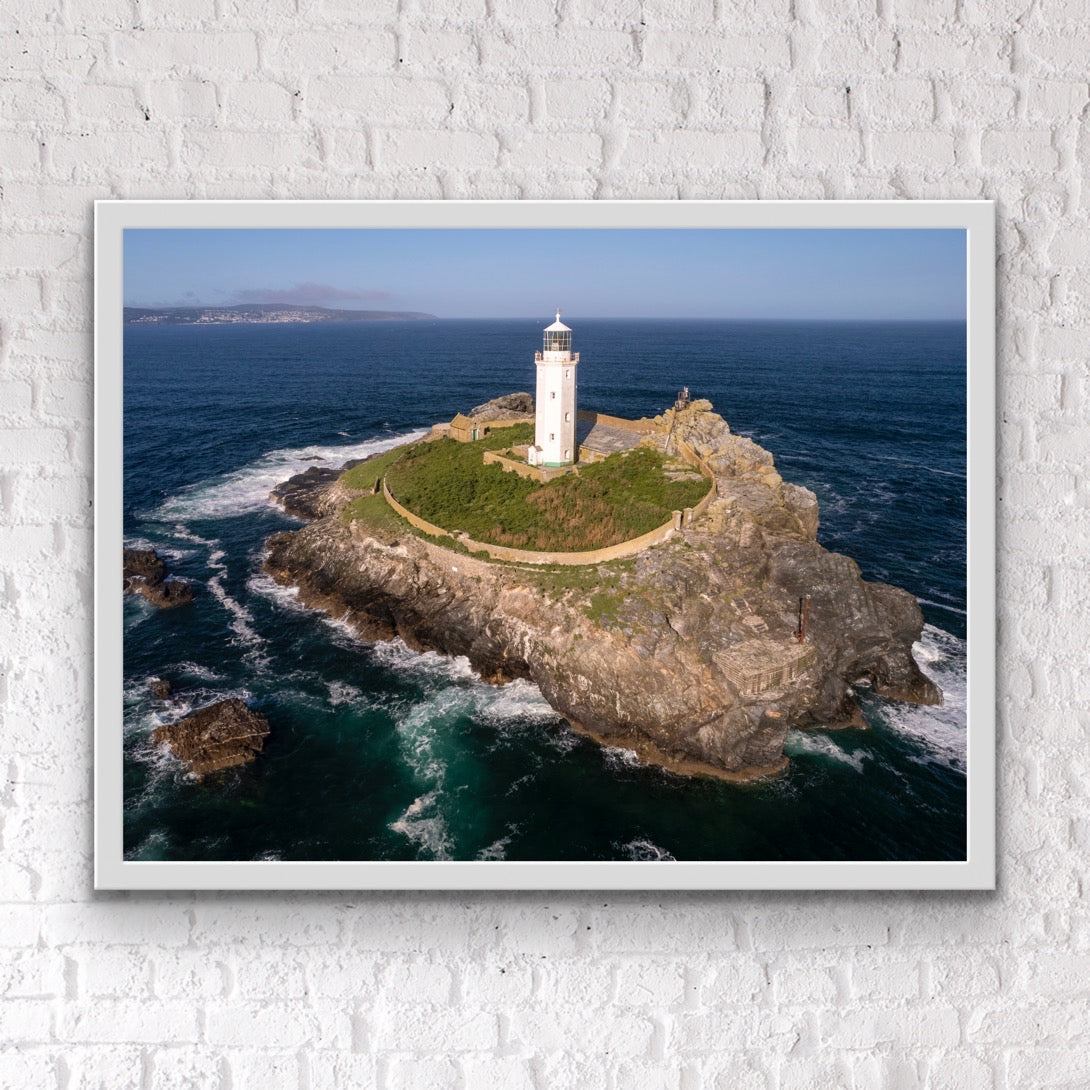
[[532, 310, 579, 467]]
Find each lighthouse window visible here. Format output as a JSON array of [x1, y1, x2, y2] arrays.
[[564, 369, 570, 379], [565, 411, 571, 422], [549, 432, 555, 442], [550, 391, 556, 399]]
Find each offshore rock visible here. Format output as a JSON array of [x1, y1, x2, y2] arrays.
[[153, 698, 271, 779], [264, 399, 940, 781], [148, 677, 172, 700], [123, 548, 194, 608]]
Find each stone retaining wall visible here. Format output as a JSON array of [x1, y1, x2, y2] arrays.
[[674, 438, 719, 526]]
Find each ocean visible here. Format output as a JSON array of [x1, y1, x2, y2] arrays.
[[122, 318, 967, 863]]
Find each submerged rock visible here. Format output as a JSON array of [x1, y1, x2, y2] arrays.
[[264, 398, 940, 782], [153, 698, 271, 779], [148, 677, 172, 700], [123, 548, 194, 609]]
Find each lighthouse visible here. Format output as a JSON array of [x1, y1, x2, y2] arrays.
[[532, 310, 579, 467]]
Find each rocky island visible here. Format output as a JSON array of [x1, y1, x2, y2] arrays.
[[263, 395, 940, 783], [123, 548, 194, 608]]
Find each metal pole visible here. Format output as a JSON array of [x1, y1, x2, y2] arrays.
[[795, 594, 811, 643]]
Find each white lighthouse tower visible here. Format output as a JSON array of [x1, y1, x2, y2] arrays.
[[533, 310, 579, 467]]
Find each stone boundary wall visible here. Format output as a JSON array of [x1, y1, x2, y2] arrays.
[[674, 437, 719, 526], [382, 477, 681, 566], [381, 424, 721, 563]]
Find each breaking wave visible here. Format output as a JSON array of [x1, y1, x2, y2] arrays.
[[149, 430, 427, 523], [784, 730, 868, 773], [894, 624, 967, 773], [388, 791, 452, 860], [619, 838, 676, 861]]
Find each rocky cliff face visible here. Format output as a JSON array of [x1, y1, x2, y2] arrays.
[[264, 400, 939, 781]]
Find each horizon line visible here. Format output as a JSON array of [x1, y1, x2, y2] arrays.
[[124, 307, 967, 322]]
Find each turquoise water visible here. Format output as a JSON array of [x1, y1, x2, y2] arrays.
[[122, 319, 967, 862]]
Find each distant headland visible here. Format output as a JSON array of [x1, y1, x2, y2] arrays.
[[124, 304, 436, 325]]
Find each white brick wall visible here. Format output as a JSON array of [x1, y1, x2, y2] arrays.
[[2, 0, 1086, 1083]]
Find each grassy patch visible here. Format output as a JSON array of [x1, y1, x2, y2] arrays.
[[340, 490, 409, 535], [384, 427, 710, 552], [340, 444, 415, 494]]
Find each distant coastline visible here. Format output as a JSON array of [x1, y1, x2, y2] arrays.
[[124, 304, 436, 325]]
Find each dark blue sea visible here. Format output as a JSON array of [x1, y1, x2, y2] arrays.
[[123, 319, 967, 863]]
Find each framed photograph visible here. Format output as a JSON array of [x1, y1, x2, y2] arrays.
[[95, 200, 994, 890]]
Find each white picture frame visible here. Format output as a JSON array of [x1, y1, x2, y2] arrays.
[[95, 199, 995, 890]]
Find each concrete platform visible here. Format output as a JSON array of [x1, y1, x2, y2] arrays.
[[578, 419, 661, 457]]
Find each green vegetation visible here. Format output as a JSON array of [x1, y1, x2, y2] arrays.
[[383, 426, 710, 552], [340, 444, 414, 494], [340, 490, 411, 536]]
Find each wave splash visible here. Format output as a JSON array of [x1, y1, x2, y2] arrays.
[[786, 624, 967, 776], [896, 624, 967, 773], [150, 430, 428, 523], [388, 791, 452, 861]]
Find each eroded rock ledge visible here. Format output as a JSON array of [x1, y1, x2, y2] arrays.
[[153, 698, 271, 779], [264, 398, 940, 781]]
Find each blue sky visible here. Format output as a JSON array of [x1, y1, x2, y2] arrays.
[[123, 228, 966, 320]]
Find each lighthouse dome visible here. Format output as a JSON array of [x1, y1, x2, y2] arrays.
[[545, 309, 570, 332]]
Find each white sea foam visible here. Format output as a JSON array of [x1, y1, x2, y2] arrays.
[[125, 740, 189, 799], [505, 772, 536, 796], [476, 830, 518, 861], [170, 526, 218, 549], [187, 537, 270, 670], [371, 640, 478, 684], [123, 535, 193, 562], [476, 678, 558, 727], [889, 624, 967, 773], [124, 829, 170, 861], [619, 838, 676, 862], [602, 745, 642, 771], [141, 686, 255, 728], [206, 569, 269, 670], [789, 626, 967, 775], [150, 430, 428, 523], [918, 597, 967, 618], [373, 644, 557, 729], [326, 680, 367, 707], [388, 791, 452, 860], [166, 526, 269, 663], [122, 593, 155, 629], [251, 574, 559, 729], [784, 730, 868, 773], [174, 661, 226, 683], [247, 571, 306, 612]]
